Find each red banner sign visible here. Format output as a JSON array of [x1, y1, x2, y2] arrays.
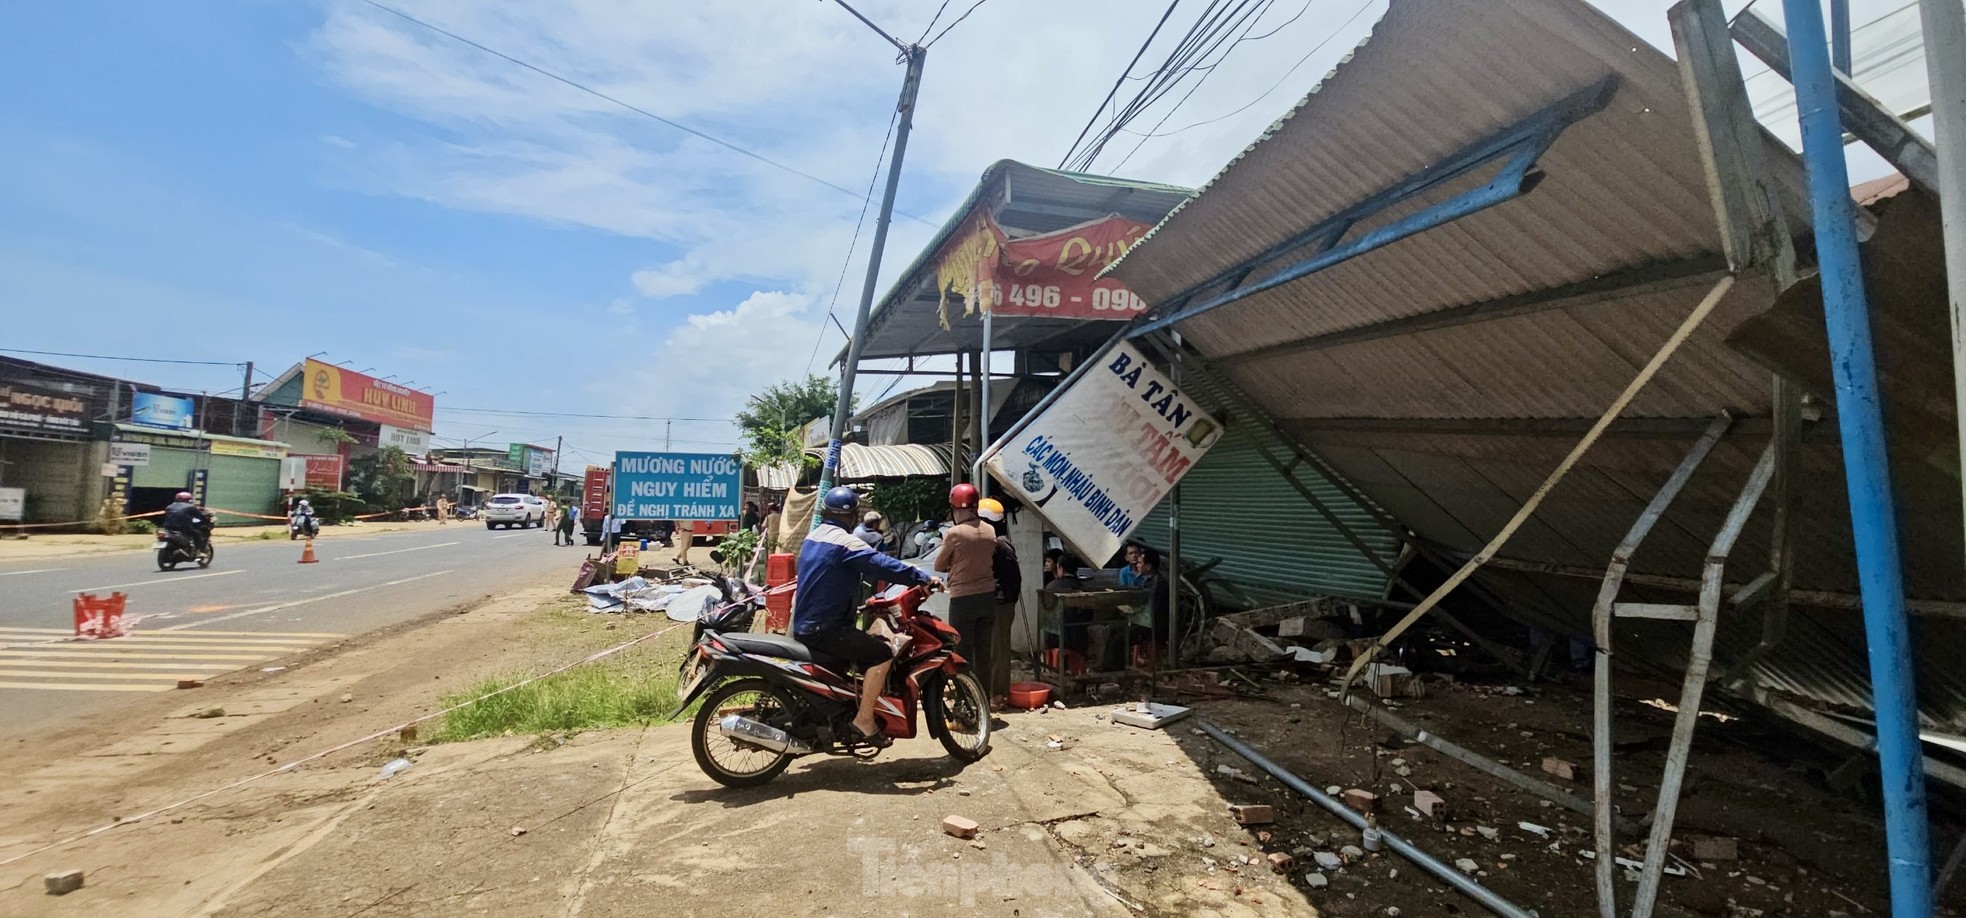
[[934, 213, 1153, 324], [298, 358, 435, 430]]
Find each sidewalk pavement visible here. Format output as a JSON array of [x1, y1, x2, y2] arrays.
[[0, 518, 462, 563]]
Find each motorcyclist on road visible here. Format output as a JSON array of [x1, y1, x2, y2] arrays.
[[290, 498, 316, 537], [162, 491, 210, 551], [791, 486, 939, 749]]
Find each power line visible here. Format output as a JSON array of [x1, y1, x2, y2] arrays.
[[435, 406, 733, 422], [1058, 0, 1185, 170], [809, 109, 900, 376], [1112, 0, 1298, 169], [1123, 0, 1376, 142], [0, 347, 242, 367], [353, 0, 931, 225], [925, 0, 994, 47], [913, 0, 953, 44]]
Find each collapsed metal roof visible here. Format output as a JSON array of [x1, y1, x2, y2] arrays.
[[847, 160, 1192, 362], [1109, 0, 1966, 737]]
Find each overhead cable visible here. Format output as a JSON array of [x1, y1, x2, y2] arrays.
[[926, 0, 995, 47], [1057, 0, 1186, 169], [353, 0, 931, 225], [0, 347, 242, 367]]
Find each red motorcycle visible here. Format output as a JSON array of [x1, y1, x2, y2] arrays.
[[677, 582, 991, 787]]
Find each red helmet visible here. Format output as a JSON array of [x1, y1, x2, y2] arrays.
[[949, 482, 979, 510]]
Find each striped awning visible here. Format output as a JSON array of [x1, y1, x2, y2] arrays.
[[804, 443, 959, 481], [756, 462, 801, 490]]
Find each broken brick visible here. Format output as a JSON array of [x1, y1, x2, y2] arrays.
[[44, 870, 83, 895], [1230, 804, 1275, 825], [1412, 789, 1447, 820], [1541, 756, 1578, 782], [1341, 788, 1377, 813], [1689, 835, 1738, 861], [1268, 851, 1295, 873], [942, 815, 979, 839]]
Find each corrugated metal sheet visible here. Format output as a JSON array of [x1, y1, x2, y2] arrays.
[[812, 442, 957, 481], [1140, 424, 1398, 602], [755, 463, 801, 491], [1099, 0, 1966, 736]]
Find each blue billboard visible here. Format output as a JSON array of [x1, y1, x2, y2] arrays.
[[611, 451, 741, 520], [131, 392, 195, 430]]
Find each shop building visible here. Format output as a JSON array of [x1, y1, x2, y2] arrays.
[[251, 358, 436, 494], [0, 357, 113, 524]]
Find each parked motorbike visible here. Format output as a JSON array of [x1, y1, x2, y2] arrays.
[[289, 512, 319, 540], [155, 524, 215, 572], [677, 580, 990, 788]]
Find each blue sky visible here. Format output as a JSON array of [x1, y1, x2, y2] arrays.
[[0, 0, 1917, 472]]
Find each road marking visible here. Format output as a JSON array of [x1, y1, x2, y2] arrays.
[[335, 541, 458, 561], [4, 649, 279, 661], [0, 627, 72, 635], [0, 568, 64, 577], [70, 570, 243, 593], [0, 627, 349, 638], [160, 570, 455, 631], [0, 627, 342, 691], [0, 669, 231, 681], [491, 533, 528, 539], [0, 659, 236, 670]]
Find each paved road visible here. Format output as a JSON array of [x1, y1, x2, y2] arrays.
[[0, 522, 582, 731]]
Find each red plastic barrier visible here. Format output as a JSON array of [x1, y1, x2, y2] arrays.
[[765, 552, 796, 587], [765, 589, 794, 634], [74, 592, 128, 639]]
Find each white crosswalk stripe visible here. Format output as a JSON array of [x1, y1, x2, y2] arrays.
[[0, 626, 344, 693]]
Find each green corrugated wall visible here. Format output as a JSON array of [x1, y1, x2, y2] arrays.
[[1139, 424, 1399, 602]]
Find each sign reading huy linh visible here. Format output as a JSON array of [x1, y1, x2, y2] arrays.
[[983, 341, 1222, 564]]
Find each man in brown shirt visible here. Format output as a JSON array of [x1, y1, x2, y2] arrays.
[[936, 483, 1000, 694]]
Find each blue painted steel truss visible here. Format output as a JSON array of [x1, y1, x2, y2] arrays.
[[1127, 76, 1620, 340]]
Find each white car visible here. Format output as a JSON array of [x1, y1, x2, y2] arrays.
[[482, 493, 546, 529]]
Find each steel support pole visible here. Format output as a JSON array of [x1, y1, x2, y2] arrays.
[[1831, 0, 1852, 75], [974, 308, 993, 495], [1921, 0, 1966, 579], [814, 45, 926, 527], [1781, 1, 1932, 911]]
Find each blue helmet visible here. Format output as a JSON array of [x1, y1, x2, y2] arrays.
[[822, 486, 859, 514]]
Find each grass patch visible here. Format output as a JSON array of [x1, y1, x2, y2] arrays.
[[430, 655, 682, 743]]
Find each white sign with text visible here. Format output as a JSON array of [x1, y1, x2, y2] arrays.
[[983, 341, 1223, 565]]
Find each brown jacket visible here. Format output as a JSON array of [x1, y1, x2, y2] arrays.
[[935, 518, 996, 598]]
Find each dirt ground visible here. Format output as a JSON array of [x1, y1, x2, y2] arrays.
[[1, 570, 1941, 917]]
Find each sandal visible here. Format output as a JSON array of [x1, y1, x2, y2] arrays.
[[846, 723, 892, 749]]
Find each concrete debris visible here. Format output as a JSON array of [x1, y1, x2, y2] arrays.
[[1325, 785, 1343, 795], [1518, 821, 1551, 838], [1229, 804, 1274, 825], [1388, 782, 1403, 794], [339, 693, 353, 703], [1541, 756, 1579, 782], [1314, 852, 1344, 870], [1305, 872, 1330, 888], [1412, 790, 1446, 820], [176, 679, 203, 689], [942, 815, 979, 839], [1455, 858, 1480, 874], [1339, 844, 1365, 862], [1217, 764, 1259, 784], [1690, 835, 1739, 861], [1394, 765, 1413, 778], [1477, 826, 1500, 841], [192, 707, 225, 719], [44, 870, 83, 896], [1112, 702, 1190, 729], [510, 826, 527, 837]]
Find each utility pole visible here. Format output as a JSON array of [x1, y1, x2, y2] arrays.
[[815, 9, 926, 527], [665, 420, 672, 451], [552, 435, 563, 494]]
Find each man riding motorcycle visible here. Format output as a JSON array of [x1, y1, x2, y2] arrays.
[[162, 491, 211, 553], [290, 498, 317, 539], [792, 486, 940, 749]]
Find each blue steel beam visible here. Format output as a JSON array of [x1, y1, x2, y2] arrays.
[[1126, 76, 1619, 340], [1780, 1, 1932, 914]]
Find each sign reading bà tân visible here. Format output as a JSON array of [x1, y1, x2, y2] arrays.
[[984, 341, 1222, 564]]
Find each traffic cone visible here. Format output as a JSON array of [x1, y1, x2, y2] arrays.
[[299, 537, 318, 564]]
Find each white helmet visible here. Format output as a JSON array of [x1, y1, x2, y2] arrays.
[[863, 511, 883, 525]]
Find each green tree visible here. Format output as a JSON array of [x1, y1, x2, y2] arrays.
[[347, 446, 416, 510], [735, 375, 843, 469]]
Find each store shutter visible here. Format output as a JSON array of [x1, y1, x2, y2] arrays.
[[1139, 425, 1399, 603], [205, 454, 281, 525]]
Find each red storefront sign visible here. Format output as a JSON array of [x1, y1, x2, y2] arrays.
[[933, 212, 1153, 324]]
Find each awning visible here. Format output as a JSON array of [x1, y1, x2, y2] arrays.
[[756, 462, 801, 490], [413, 462, 471, 474], [804, 443, 960, 481]]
